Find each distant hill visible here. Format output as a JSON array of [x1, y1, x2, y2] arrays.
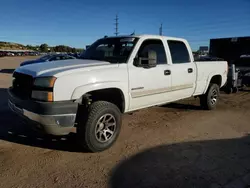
[[0, 41, 83, 53], [0, 41, 28, 50]]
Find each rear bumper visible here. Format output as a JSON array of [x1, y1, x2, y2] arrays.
[[8, 89, 78, 135]]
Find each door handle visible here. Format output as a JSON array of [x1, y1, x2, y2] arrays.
[[164, 70, 171, 75], [188, 68, 193, 73]]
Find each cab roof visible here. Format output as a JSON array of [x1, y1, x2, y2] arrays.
[[104, 34, 186, 41]]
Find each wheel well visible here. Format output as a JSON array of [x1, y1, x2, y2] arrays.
[[210, 75, 222, 87], [82, 88, 125, 113]]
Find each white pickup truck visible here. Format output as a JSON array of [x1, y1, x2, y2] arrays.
[[8, 35, 228, 152]]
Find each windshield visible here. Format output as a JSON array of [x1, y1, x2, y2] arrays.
[[38, 54, 52, 61], [79, 37, 138, 63]]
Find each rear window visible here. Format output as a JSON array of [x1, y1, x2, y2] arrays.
[[168, 40, 190, 64]]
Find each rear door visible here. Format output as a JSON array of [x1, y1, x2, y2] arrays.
[[167, 40, 196, 99]]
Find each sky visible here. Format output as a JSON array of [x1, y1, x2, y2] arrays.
[[0, 0, 250, 50]]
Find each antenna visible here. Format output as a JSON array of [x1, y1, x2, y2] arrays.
[[159, 23, 163, 36], [114, 14, 119, 36], [130, 30, 135, 35]]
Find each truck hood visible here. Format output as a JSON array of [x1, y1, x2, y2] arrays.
[[15, 59, 115, 77]]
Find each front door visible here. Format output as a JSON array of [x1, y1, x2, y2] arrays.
[[128, 39, 172, 111]]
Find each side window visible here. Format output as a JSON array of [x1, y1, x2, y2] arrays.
[[167, 40, 190, 64], [135, 39, 167, 65]]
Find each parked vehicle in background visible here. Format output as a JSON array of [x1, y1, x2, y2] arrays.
[[20, 54, 76, 66], [68, 52, 81, 58], [233, 55, 250, 70], [30, 52, 39, 56], [194, 55, 224, 61], [7, 52, 15, 56], [0, 50, 40, 56], [232, 55, 250, 86], [0, 52, 6, 57], [8, 35, 228, 152], [209, 36, 250, 63]]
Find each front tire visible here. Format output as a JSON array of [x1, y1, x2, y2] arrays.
[[200, 84, 220, 110], [77, 101, 122, 152]]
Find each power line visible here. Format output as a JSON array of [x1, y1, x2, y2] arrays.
[[114, 14, 119, 36]]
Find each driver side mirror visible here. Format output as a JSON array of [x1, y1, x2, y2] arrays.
[[134, 50, 157, 68]]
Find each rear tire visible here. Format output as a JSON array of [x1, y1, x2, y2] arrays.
[[200, 84, 220, 110], [232, 87, 238, 93], [77, 101, 122, 152], [225, 87, 233, 94]]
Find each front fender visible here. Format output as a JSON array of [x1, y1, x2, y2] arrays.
[[71, 81, 129, 111]]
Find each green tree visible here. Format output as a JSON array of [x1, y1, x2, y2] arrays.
[[40, 43, 48, 52], [26, 45, 32, 49], [26, 45, 38, 51], [50, 47, 55, 52]]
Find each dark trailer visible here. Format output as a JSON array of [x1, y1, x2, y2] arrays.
[[209, 36, 250, 64]]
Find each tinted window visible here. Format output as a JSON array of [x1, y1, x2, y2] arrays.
[[168, 40, 190, 64], [136, 40, 167, 65]]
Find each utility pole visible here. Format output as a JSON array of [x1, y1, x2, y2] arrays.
[[159, 23, 163, 36], [114, 14, 119, 36]]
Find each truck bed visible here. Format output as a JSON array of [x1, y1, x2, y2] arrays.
[[193, 61, 228, 95]]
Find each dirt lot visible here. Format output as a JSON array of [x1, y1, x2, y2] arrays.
[[0, 57, 250, 188]]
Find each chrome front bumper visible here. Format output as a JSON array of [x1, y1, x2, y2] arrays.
[[8, 100, 76, 135]]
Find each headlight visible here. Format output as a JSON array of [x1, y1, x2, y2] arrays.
[[32, 77, 56, 102], [32, 91, 53, 102], [33, 77, 56, 88]]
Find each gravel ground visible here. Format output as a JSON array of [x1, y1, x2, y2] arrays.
[[0, 57, 250, 188]]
